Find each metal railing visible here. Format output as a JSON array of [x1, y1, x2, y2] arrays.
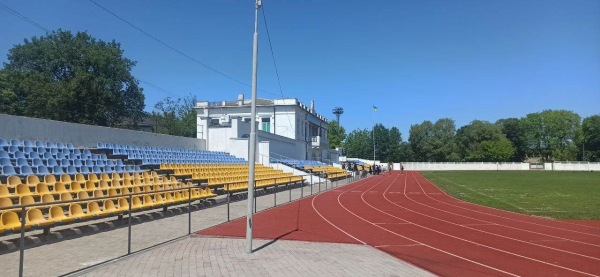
[[0, 172, 363, 277]]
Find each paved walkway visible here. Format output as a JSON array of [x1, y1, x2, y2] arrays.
[[75, 237, 434, 277], [0, 176, 433, 276]]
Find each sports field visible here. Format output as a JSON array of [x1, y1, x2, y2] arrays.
[[421, 171, 600, 220]]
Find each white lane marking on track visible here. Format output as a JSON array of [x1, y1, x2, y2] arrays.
[[375, 244, 423, 248], [372, 173, 600, 275], [414, 172, 600, 235], [332, 174, 520, 277], [409, 173, 600, 247]]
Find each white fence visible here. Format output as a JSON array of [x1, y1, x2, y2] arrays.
[[399, 162, 530, 171], [340, 156, 600, 171]]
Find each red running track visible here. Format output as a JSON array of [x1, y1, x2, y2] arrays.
[[198, 171, 600, 276]]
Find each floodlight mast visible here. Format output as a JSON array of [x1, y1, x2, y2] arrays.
[[246, 0, 261, 254]]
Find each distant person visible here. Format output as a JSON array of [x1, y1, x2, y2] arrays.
[[401, 164, 404, 175]]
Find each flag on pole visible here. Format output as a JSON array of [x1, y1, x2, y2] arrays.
[[373, 105, 378, 112]]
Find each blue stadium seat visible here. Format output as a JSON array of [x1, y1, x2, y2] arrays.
[[73, 160, 83, 167], [1, 165, 16, 177], [36, 165, 50, 176], [23, 140, 33, 148], [0, 138, 8, 149], [56, 142, 65, 149], [67, 166, 78, 175], [46, 159, 58, 167], [0, 151, 9, 159], [45, 141, 56, 148], [92, 166, 102, 174], [97, 142, 105, 149], [53, 166, 65, 175], [0, 158, 12, 166], [67, 143, 74, 150], [32, 158, 44, 167], [20, 165, 34, 176], [10, 139, 20, 147], [80, 166, 90, 174], [34, 140, 44, 148], [16, 158, 29, 167]]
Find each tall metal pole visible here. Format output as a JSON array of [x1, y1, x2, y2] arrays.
[[372, 107, 375, 168], [246, 0, 261, 254]]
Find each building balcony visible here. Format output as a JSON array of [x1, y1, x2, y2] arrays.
[[311, 136, 321, 148]]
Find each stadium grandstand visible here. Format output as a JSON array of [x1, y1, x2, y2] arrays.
[[0, 134, 339, 235]]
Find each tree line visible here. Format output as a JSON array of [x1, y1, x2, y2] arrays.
[[0, 30, 196, 137], [331, 110, 600, 162]]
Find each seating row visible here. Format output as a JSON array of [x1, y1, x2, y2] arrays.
[[0, 139, 77, 150], [0, 188, 216, 234], [1, 164, 143, 177]]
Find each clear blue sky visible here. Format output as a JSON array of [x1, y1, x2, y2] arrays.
[[2, 0, 599, 139]]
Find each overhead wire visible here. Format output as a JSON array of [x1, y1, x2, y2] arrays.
[[0, 2, 184, 101], [261, 5, 298, 140], [87, 0, 279, 97], [0, 3, 49, 33]]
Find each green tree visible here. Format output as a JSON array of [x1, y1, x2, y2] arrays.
[[521, 110, 581, 161], [152, 95, 197, 137], [456, 120, 512, 161], [409, 120, 434, 162], [328, 120, 346, 149], [409, 118, 459, 162], [344, 129, 371, 159], [581, 115, 600, 162], [0, 70, 20, 114], [1, 30, 145, 126], [480, 138, 516, 162], [496, 118, 527, 161]]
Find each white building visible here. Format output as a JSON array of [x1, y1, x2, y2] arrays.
[[195, 94, 339, 164]]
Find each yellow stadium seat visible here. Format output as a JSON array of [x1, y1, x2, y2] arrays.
[[40, 193, 56, 205], [0, 198, 17, 212], [131, 196, 143, 211], [60, 174, 73, 184], [93, 190, 105, 198], [59, 192, 73, 202], [26, 175, 41, 186], [77, 191, 90, 200], [7, 176, 22, 188], [0, 186, 15, 199], [85, 181, 97, 191], [102, 199, 120, 215], [19, 195, 35, 206], [44, 175, 58, 186], [69, 203, 93, 221], [35, 183, 51, 195], [87, 173, 99, 184], [53, 183, 68, 194], [86, 201, 104, 218], [1, 211, 23, 233], [70, 182, 85, 193], [143, 195, 156, 208], [74, 173, 86, 185], [49, 206, 74, 224], [26, 208, 54, 228]]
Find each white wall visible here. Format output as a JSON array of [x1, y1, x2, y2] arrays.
[[0, 114, 205, 149], [399, 162, 530, 171], [552, 162, 600, 171]]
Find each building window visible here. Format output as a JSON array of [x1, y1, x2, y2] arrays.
[[261, 118, 271, 133]]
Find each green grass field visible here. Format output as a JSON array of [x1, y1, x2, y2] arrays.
[[420, 171, 600, 220]]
